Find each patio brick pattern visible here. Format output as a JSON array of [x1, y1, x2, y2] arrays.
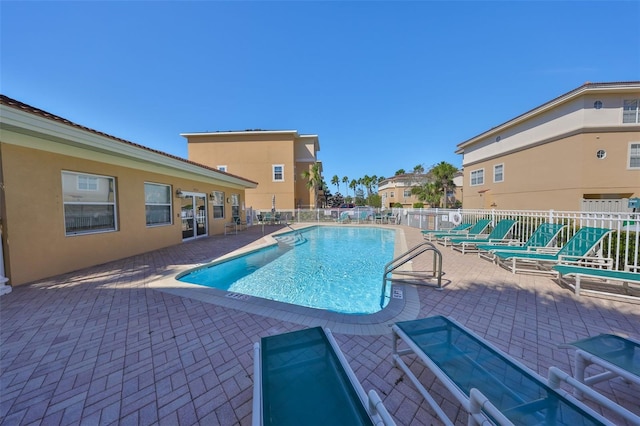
[[1, 225, 638, 425]]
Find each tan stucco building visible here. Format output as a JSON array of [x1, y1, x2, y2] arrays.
[[0, 95, 257, 286], [455, 81, 640, 210], [378, 172, 462, 209], [182, 130, 321, 211]]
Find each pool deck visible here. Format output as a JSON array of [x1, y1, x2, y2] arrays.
[[1, 224, 638, 425]]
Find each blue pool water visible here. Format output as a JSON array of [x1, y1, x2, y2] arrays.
[[177, 226, 396, 314]]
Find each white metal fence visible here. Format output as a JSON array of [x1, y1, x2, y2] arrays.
[[251, 207, 639, 271]]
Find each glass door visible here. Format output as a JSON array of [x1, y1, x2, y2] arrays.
[[181, 193, 207, 240], [195, 195, 207, 237]]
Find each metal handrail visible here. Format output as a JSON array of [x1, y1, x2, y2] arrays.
[[380, 241, 443, 308]]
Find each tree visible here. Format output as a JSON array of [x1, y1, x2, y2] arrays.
[[430, 161, 458, 208], [394, 169, 405, 176], [342, 176, 349, 196], [411, 181, 441, 207], [300, 162, 323, 208], [349, 179, 357, 198], [331, 175, 340, 194], [413, 164, 425, 174]]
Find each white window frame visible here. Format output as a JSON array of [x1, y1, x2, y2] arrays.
[[403, 189, 412, 198], [62, 171, 117, 236], [470, 169, 485, 186], [217, 165, 227, 172], [629, 142, 640, 170], [211, 190, 225, 219], [623, 99, 640, 124], [493, 164, 504, 183], [390, 192, 395, 198], [144, 182, 172, 227], [272, 164, 284, 182]]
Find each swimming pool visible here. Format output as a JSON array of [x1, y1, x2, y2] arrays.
[[177, 226, 396, 314]]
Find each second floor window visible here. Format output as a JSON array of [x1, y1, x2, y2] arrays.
[[273, 165, 284, 182], [403, 189, 412, 197], [623, 99, 640, 123], [470, 169, 484, 186]]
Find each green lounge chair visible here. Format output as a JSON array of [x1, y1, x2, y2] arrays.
[[494, 227, 612, 275], [553, 264, 640, 299], [449, 219, 518, 254], [392, 315, 637, 425], [252, 327, 395, 426], [477, 222, 567, 261], [562, 334, 640, 403], [430, 219, 491, 245], [422, 222, 472, 239], [437, 219, 492, 247]]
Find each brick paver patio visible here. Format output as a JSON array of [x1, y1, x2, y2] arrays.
[[1, 224, 638, 425]]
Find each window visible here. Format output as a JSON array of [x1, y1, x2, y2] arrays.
[[217, 165, 227, 172], [273, 165, 284, 182], [211, 191, 224, 219], [231, 194, 240, 219], [78, 175, 99, 191], [390, 192, 395, 198], [62, 171, 117, 235], [594, 100, 603, 110], [144, 183, 172, 226], [470, 169, 484, 186], [493, 164, 504, 183], [623, 99, 640, 123], [630, 143, 640, 169], [403, 189, 412, 197]]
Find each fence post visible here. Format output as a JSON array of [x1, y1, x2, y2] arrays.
[[0, 228, 11, 296]]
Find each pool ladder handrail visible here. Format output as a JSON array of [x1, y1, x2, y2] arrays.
[[380, 241, 443, 308], [282, 224, 306, 245]]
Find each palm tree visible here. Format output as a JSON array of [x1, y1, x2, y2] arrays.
[[411, 181, 440, 207], [300, 162, 323, 208], [349, 179, 357, 198], [413, 164, 425, 174], [394, 169, 405, 176], [430, 161, 458, 208], [331, 175, 340, 194], [342, 176, 349, 196]]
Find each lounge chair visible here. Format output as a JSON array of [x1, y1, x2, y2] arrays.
[[422, 222, 472, 237], [252, 327, 395, 426], [335, 211, 350, 223], [493, 227, 612, 275], [561, 334, 639, 404], [391, 315, 637, 425], [448, 219, 517, 254], [427, 219, 491, 245], [553, 264, 640, 299], [477, 222, 567, 261]]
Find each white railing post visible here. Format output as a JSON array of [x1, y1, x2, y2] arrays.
[[0, 228, 11, 296]]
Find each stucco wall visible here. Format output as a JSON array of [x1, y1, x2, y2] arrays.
[[462, 132, 640, 210], [1, 143, 245, 286]]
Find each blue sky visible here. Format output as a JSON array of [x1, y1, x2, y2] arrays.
[[2, 1, 639, 189]]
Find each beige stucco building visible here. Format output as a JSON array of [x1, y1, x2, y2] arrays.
[[455, 81, 640, 211], [378, 172, 462, 209], [182, 130, 321, 211], [0, 95, 257, 287], [378, 174, 429, 208]]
